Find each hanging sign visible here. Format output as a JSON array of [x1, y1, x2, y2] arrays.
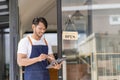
[[62, 31, 78, 40]]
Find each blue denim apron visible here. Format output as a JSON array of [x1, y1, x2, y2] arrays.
[[24, 37, 50, 80]]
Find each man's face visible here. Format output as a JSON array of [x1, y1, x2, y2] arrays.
[[33, 22, 46, 38]]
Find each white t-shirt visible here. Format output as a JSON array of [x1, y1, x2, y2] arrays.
[[17, 35, 53, 58]]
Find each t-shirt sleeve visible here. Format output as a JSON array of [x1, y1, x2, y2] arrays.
[[47, 41, 53, 54], [17, 38, 29, 54]]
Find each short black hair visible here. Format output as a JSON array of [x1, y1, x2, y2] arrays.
[[32, 17, 48, 29]]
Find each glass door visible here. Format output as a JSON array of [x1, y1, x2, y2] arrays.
[[61, 0, 91, 80], [61, 0, 120, 80]]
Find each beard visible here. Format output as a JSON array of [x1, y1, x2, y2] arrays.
[[34, 29, 43, 39]]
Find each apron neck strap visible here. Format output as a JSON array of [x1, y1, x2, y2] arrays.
[[28, 36, 48, 46], [28, 36, 32, 45], [44, 38, 48, 46]]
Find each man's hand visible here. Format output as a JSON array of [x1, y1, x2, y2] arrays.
[[47, 55, 55, 60], [37, 54, 48, 62], [52, 63, 62, 70], [50, 60, 63, 70]]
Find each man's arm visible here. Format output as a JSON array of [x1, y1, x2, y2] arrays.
[[47, 54, 55, 62], [17, 53, 47, 66]]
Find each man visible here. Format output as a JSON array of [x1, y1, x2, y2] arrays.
[[17, 17, 61, 80]]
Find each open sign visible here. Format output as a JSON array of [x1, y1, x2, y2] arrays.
[[62, 31, 78, 40]]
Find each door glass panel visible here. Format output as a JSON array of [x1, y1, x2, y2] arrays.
[[61, 0, 120, 80], [91, 0, 120, 80], [62, 0, 90, 80]]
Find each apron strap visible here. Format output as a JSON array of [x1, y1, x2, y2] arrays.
[[44, 38, 48, 46], [28, 36, 32, 45], [28, 36, 48, 46]]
